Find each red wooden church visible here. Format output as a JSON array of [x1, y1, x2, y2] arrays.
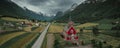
[[61, 20, 79, 45]]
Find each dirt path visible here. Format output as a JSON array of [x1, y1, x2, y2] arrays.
[[47, 34, 55, 48], [65, 44, 93, 48]]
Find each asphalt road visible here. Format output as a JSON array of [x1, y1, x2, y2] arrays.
[[32, 23, 51, 48]]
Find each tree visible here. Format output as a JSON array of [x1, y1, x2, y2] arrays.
[[92, 26, 99, 36], [117, 44, 120, 48]]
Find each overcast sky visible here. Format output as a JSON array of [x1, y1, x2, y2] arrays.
[[11, 0, 85, 16]]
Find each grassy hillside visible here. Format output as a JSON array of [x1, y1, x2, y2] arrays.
[[0, 0, 51, 21], [55, 0, 120, 23]]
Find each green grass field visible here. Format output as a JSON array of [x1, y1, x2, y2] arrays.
[[0, 32, 26, 45], [0, 17, 119, 48], [0, 17, 44, 48], [0, 32, 40, 48], [1, 17, 27, 22], [9, 33, 39, 48], [81, 32, 120, 48], [48, 23, 64, 33], [52, 22, 119, 48]]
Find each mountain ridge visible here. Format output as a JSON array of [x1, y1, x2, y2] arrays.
[[0, 0, 52, 21], [55, 0, 120, 23]]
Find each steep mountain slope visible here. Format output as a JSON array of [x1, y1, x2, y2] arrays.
[[55, 0, 120, 23], [53, 11, 63, 20], [0, 0, 25, 18], [0, 0, 51, 21]]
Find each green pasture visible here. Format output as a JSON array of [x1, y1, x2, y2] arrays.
[[0, 32, 40, 48]]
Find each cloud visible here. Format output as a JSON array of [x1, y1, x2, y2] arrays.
[[11, 0, 85, 16]]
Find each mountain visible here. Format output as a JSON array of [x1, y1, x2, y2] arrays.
[[53, 11, 63, 20], [63, 3, 78, 15], [0, 0, 25, 18], [23, 7, 44, 20], [53, 3, 78, 22], [70, 3, 78, 11], [0, 0, 51, 21], [55, 0, 120, 23]]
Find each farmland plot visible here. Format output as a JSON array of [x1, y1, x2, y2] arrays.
[[0, 32, 26, 45], [48, 23, 64, 33]]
